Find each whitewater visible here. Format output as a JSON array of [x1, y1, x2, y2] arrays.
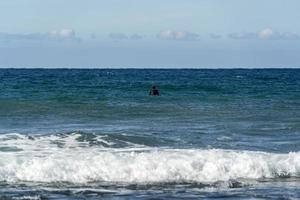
[[0, 133, 299, 184]]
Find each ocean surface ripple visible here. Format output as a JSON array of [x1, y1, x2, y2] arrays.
[[0, 69, 299, 199]]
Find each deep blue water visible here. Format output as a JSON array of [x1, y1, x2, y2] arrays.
[[0, 69, 299, 199]]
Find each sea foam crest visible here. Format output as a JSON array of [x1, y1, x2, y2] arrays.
[[0, 133, 299, 184]]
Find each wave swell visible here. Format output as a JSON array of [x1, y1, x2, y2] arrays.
[[0, 133, 299, 184]]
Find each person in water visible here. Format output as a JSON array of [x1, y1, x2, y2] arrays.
[[149, 86, 159, 96]]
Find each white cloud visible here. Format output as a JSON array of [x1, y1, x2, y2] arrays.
[[228, 32, 256, 40], [0, 28, 79, 42], [229, 28, 300, 40], [258, 28, 273, 39], [109, 33, 128, 40], [259, 28, 300, 40], [109, 33, 144, 40], [49, 28, 75, 39], [130, 34, 143, 40], [210, 33, 222, 39], [0, 32, 44, 41], [279, 32, 300, 40], [157, 30, 200, 41]]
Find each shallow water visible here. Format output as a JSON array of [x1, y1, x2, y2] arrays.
[[0, 69, 299, 199]]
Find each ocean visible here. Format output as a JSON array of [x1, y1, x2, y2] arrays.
[[0, 69, 299, 199]]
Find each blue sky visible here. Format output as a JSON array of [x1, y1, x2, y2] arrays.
[[0, 0, 300, 68]]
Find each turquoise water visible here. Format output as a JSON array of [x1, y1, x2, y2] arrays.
[[0, 69, 299, 199]]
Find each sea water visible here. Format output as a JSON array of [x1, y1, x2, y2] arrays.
[[0, 69, 299, 199]]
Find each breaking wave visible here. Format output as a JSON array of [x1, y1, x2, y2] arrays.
[[0, 133, 299, 184]]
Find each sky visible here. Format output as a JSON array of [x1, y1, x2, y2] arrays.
[[0, 0, 300, 68]]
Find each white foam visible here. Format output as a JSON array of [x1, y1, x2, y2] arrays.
[[13, 196, 41, 200], [0, 133, 299, 184]]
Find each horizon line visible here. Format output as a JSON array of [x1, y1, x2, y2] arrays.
[[0, 67, 299, 70]]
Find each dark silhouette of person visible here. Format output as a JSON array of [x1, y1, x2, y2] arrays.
[[149, 86, 159, 96]]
